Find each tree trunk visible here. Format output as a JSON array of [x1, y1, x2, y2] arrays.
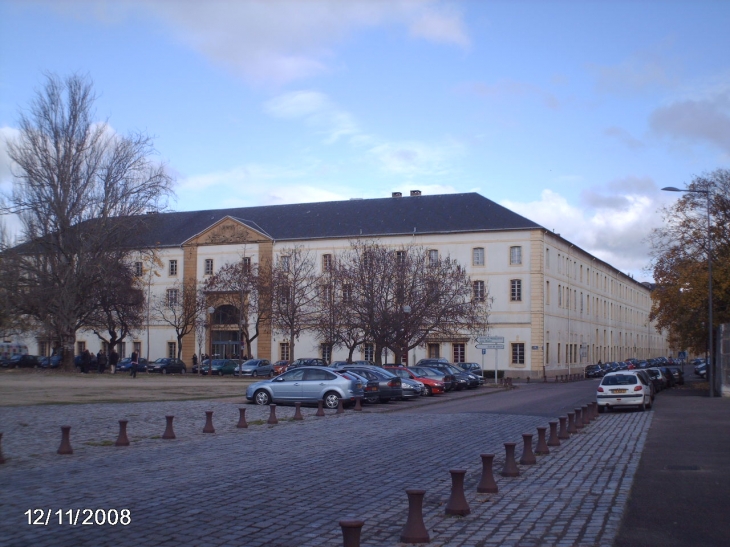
[[347, 346, 356, 363], [289, 333, 296, 362], [60, 332, 76, 372]]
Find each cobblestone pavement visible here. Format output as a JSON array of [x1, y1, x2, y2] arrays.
[[0, 390, 652, 547]]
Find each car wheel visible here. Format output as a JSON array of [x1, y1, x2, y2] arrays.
[[253, 370, 258, 377], [254, 390, 271, 405], [324, 392, 340, 409], [180, 368, 185, 374], [366, 395, 379, 404], [269, 370, 274, 378], [218, 370, 223, 376], [425, 385, 433, 396], [162, 368, 167, 375], [638, 400, 646, 411]]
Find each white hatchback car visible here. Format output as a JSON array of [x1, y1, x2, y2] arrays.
[[597, 371, 652, 413]]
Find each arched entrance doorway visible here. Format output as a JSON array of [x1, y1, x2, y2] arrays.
[[209, 305, 244, 359]]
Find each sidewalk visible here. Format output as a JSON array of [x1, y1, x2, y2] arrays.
[[613, 384, 730, 547]]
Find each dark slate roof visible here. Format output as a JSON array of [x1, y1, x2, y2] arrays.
[[129, 192, 544, 247]]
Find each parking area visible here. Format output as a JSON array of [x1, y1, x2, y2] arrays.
[[0, 382, 652, 547]]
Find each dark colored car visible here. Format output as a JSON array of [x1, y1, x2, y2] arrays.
[[7, 354, 41, 368], [116, 357, 149, 373], [199, 359, 241, 376], [421, 362, 475, 390], [331, 364, 402, 403], [585, 364, 604, 378], [147, 358, 187, 374], [39, 354, 62, 368], [645, 368, 664, 392], [289, 358, 328, 369], [457, 363, 487, 384], [658, 366, 676, 388], [666, 366, 685, 386]]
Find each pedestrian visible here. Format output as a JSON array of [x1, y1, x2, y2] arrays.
[[130, 350, 139, 378], [81, 349, 91, 374], [97, 350, 107, 373], [109, 347, 119, 374], [192, 353, 198, 370]]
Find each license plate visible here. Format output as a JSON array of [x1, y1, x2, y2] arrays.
[[612, 389, 627, 394]]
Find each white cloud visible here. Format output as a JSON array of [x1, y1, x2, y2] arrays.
[[589, 46, 679, 95], [368, 139, 461, 177], [501, 182, 667, 281], [603, 126, 645, 150], [100, 0, 471, 86], [461, 79, 560, 110]]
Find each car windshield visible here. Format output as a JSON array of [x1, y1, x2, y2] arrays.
[[414, 367, 442, 378], [389, 369, 410, 378], [602, 374, 638, 386]]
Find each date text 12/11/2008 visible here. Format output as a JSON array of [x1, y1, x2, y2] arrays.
[[25, 509, 131, 526]]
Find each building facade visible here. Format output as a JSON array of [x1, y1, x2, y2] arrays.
[[21, 192, 668, 376]]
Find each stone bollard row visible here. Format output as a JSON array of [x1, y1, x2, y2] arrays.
[[400, 489, 430, 543], [354, 396, 363, 411], [340, 519, 365, 547], [237, 408, 248, 428], [58, 426, 73, 455], [337, 398, 345, 414], [574, 408, 584, 430], [535, 426, 550, 455], [115, 420, 130, 447], [548, 420, 561, 447], [316, 400, 325, 417], [567, 412, 578, 434], [293, 402, 304, 421], [163, 415, 177, 438], [445, 469, 471, 516], [558, 415, 570, 440], [267, 404, 279, 425], [477, 453, 498, 493], [520, 433, 536, 465], [501, 442, 519, 477]]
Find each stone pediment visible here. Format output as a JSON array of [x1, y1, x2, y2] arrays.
[[183, 216, 271, 246]]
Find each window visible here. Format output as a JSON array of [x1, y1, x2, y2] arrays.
[[169, 260, 178, 276], [511, 343, 525, 365], [280, 342, 290, 361], [363, 343, 374, 362], [558, 285, 562, 307], [510, 246, 522, 265], [167, 288, 179, 307], [472, 280, 485, 302], [133, 341, 141, 356], [473, 247, 485, 266], [453, 343, 465, 363], [39, 341, 48, 357], [322, 254, 332, 272], [396, 250, 406, 265], [77, 341, 85, 355], [321, 343, 332, 363], [342, 284, 352, 303], [280, 255, 290, 271], [278, 284, 291, 307], [546, 281, 551, 305], [428, 249, 439, 265], [167, 342, 176, 359], [427, 343, 440, 358], [321, 284, 333, 302], [510, 279, 522, 301], [204, 259, 214, 276], [119, 343, 127, 359], [242, 257, 251, 274], [134, 261, 143, 277]]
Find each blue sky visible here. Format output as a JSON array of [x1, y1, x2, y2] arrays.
[[1, 0, 729, 281]]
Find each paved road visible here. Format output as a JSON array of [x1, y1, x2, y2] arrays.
[[0, 381, 650, 547]]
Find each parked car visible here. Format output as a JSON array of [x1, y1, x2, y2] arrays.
[[666, 366, 685, 386], [694, 362, 707, 378], [398, 377, 424, 399], [233, 359, 273, 377], [584, 364, 604, 378], [288, 358, 328, 368], [246, 366, 363, 409], [272, 360, 290, 375], [409, 366, 455, 392], [200, 359, 240, 376], [385, 366, 445, 396], [7, 354, 41, 368], [645, 368, 665, 392], [422, 362, 477, 389], [457, 363, 487, 384], [330, 364, 403, 403], [597, 371, 652, 413], [337, 370, 380, 401], [116, 357, 149, 373], [658, 366, 677, 388], [632, 369, 656, 401], [38, 354, 62, 369], [147, 358, 187, 374]]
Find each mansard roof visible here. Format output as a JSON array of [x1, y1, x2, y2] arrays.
[[130, 192, 543, 247]]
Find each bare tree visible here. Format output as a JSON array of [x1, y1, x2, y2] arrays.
[[344, 240, 489, 365], [0, 73, 174, 370], [150, 279, 204, 361], [270, 246, 320, 362]]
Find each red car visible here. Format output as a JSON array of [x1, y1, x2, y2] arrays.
[[384, 366, 445, 396], [272, 360, 289, 375]]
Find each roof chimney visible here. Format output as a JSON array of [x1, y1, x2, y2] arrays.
[[392, 192, 402, 198], [410, 190, 421, 196]]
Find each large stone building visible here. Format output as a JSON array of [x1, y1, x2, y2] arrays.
[[24, 191, 668, 377]]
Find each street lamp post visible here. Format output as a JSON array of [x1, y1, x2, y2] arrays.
[[661, 186, 714, 397]]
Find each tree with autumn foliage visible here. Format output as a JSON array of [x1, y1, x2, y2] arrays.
[[648, 169, 730, 354]]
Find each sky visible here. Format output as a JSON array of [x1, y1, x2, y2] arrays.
[[1, 0, 729, 282]]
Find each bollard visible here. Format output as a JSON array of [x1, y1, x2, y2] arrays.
[[501, 442, 520, 477], [547, 420, 561, 447], [558, 416, 570, 440], [554, 375, 558, 383], [535, 426, 550, 455], [354, 396, 363, 411], [203, 411, 215, 433], [237, 408, 249, 428], [400, 489, 430, 543], [267, 404, 279, 425], [337, 398, 345, 414], [115, 420, 130, 447], [445, 469, 471, 516], [520, 433, 537, 465], [339, 519, 365, 547], [574, 408, 584, 430], [293, 402, 304, 421], [591, 402, 599, 421], [477, 453, 498, 494], [162, 415, 176, 439], [0, 432, 5, 464], [567, 412, 577, 434], [57, 426, 73, 455], [526, 376, 531, 383], [316, 400, 325, 417], [582, 405, 591, 425]]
